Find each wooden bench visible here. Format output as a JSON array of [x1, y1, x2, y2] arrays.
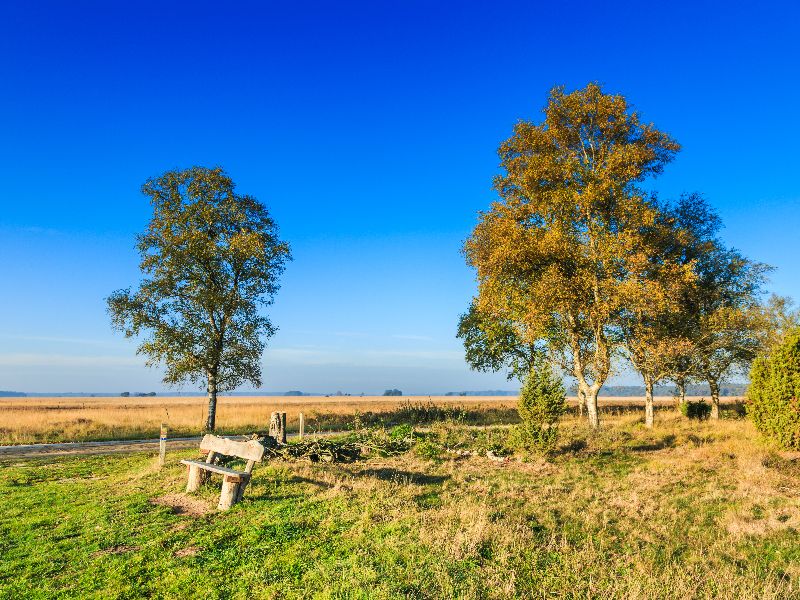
[[181, 434, 266, 510]]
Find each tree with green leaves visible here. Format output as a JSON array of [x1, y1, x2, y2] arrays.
[[623, 193, 770, 422], [107, 167, 291, 431], [689, 244, 770, 419], [464, 83, 681, 430], [760, 295, 800, 351], [457, 301, 540, 382], [662, 194, 723, 407]]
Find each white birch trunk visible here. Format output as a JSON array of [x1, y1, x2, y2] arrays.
[[206, 371, 218, 431], [644, 376, 654, 428]]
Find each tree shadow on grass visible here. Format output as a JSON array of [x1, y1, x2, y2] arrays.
[[628, 434, 677, 452], [558, 439, 588, 454], [287, 475, 336, 489], [354, 467, 450, 486]]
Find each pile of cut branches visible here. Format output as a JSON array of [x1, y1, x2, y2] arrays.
[[252, 428, 414, 463]]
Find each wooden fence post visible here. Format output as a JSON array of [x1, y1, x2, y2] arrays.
[[269, 411, 287, 445], [159, 423, 168, 467], [299, 412, 304, 439]]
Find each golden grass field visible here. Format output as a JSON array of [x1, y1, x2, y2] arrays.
[[0, 394, 741, 445]]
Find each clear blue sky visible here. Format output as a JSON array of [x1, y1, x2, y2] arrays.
[[1, 1, 798, 394]]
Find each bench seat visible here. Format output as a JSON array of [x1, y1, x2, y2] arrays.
[[180, 459, 249, 481]]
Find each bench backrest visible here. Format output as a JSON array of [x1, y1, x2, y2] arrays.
[[199, 434, 265, 462]]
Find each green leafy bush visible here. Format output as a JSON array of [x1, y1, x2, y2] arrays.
[[680, 399, 711, 420], [414, 439, 443, 460], [515, 361, 566, 453], [389, 423, 414, 441], [748, 327, 800, 449], [392, 401, 469, 424]]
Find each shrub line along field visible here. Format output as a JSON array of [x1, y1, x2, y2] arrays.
[[0, 395, 741, 446]]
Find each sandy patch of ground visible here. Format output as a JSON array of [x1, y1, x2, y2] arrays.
[[150, 493, 212, 516]]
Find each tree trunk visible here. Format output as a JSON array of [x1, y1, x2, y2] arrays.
[[269, 411, 287, 444], [583, 385, 600, 430], [206, 371, 218, 431], [644, 376, 654, 428], [577, 389, 585, 418], [708, 377, 720, 420], [676, 377, 686, 408]]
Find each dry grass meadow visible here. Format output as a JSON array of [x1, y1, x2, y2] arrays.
[[0, 394, 738, 445], [2, 408, 798, 598]]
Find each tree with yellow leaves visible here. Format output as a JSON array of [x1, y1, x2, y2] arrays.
[[465, 83, 681, 429]]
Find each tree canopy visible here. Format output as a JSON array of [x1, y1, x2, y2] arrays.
[[464, 83, 682, 429], [457, 301, 540, 381], [107, 167, 291, 430]]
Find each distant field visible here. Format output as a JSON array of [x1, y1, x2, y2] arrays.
[[0, 394, 742, 445]]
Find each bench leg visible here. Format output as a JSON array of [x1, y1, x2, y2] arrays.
[[235, 476, 251, 503], [186, 464, 203, 492], [218, 476, 240, 510]]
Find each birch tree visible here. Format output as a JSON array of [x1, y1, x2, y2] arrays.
[[683, 238, 769, 419], [465, 83, 680, 429], [107, 167, 291, 430], [621, 194, 713, 427]]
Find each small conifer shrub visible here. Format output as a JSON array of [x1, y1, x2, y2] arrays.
[[515, 361, 566, 453], [748, 327, 800, 449]]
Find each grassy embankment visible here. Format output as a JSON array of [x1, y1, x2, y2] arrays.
[[0, 395, 734, 445], [2, 407, 798, 598]]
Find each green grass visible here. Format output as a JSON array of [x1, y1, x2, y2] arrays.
[[2, 413, 799, 598]]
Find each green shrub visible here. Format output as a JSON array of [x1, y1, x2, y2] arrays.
[[516, 361, 566, 453], [392, 401, 469, 424], [748, 327, 800, 449], [389, 423, 414, 440], [414, 439, 443, 460], [680, 399, 711, 420]]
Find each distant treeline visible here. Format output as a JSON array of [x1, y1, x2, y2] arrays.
[[0, 390, 26, 397], [445, 390, 518, 396], [446, 384, 748, 397], [567, 384, 748, 397]]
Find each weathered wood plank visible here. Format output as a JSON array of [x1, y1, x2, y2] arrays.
[[199, 434, 265, 462], [218, 476, 240, 510], [159, 424, 167, 467], [235, 478, 249, 503], [180, 459, 250, 481], [186, 463, 203, 492]]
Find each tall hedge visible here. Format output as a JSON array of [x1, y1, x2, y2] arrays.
[[748, 326, 800, 449]]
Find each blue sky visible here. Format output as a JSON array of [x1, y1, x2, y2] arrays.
[[1, 1, 798, 394]]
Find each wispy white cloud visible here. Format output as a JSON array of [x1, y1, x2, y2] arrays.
[[0, 353, 143, 367], [0, 334, 125, 349], [264, 347, 463, 368], [332, 331, 373, 338]]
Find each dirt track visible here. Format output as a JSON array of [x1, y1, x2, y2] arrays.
[[0, 437, 203, 460], [0, 431, 324, 461]]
